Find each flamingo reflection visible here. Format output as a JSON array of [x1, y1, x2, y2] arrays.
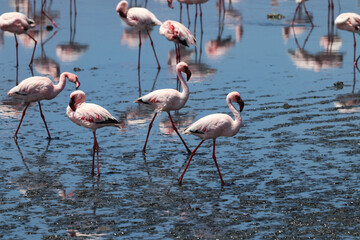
[[56, 0, 89, 62], [291, 0, 314, 27]]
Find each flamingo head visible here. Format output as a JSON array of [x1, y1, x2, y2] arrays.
[[177, 61, 192, 81], [69, 90, 86, 111], [116, 1, 128, 18], [230, 91, 244, 112], [66, 73, 80, 89], [167, 0, 174, 9]]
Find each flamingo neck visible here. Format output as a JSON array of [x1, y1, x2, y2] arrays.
[[227, 97, 242, 134], [177, 69, 189, 101], [52, 72, 69, 98]]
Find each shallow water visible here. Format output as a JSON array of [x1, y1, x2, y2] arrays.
[[1, 0, 360, 239]]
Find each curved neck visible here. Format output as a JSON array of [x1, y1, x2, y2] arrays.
[[177, 69, 189, 100], [52, 72, 68, 97], [227, 97, 242, 133]]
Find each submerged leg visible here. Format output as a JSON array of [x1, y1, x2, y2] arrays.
[[179, 139, 205, 185], [167, 112, 191, 154], [143, 112, 157, 154], [38, 101, 51, 140], [14, 103, 30, 140]]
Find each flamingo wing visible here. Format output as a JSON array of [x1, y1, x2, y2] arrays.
[[136, 89, 181, 111], [74, 103, 118, 125], [183, 114, 232, 137], [127, 8, 161, 27], [8, 77, 53, 98], [160, 21, 196, 47]]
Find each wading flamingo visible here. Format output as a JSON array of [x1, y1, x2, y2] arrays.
[[8, 72, 80, 140], [335, 13, 360, 67], [116, 0, 162, 69], [179, 91, 245, 186], [0, 12, 37, 67], [134, 61, 192, 154], [159, 20, 196, 63], [67, 90, 121, 177]]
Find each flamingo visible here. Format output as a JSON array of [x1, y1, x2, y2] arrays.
[[66, 90, 121, 177], [159, 20, 196, 63], [179, 91, 245, 186], [291, 0, 314, 27], [116, 0, 162, 69], [0, 12, 37, 67], [134, 61, 192, 154], [8, 72, 80, 140], [335, 13, 360, 67]]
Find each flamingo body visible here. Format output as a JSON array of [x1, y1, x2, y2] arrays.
[[179, 91, 245, 185], [8, 72, 80, 140], [335, 13, 360, 33], [160, 20, 196, 47], [116, 0, 162, 69], [0, 12, 37, 66], [134, 62, 192, 154], [67, 90, 120, 176]]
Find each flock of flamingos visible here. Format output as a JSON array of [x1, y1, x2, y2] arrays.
[[0, 0, 359, 186]]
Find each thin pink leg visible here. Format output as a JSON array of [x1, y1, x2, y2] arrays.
[[92, 131, 100, 177], [38, 101, 51, 140], [26, 33, 37, 67], [212, 139, 225, 185], [302, 1, 314, 27], [42, 0, 58, 28], [200, 4, 203, 34], [92, 132, 96, 175], [186, 3, 190, 27], [180, 3, 182, 23], [179, 139, 204, 184], [291, 2, 301, 26], [14, 34, 19, 67], [146, 30, 161, 69], [167, 112, 191, 154], [138, 31, 142, 69], [194, 4, 198, 37], [143, 112, 157, 155], [14, 102, 30, 140]]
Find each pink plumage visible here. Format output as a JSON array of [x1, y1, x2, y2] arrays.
[[179, 91, 245, 186], [0, 12, 37, 67], [134, 61, 192, 154], [8, 72, 80, 140], [335, 13, 360, 66], [67, 90, 120, 177], [116, 0, 162, 69]]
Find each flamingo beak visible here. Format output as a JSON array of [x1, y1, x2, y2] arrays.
[[69, 97, 76, 111], [167, 0, 174, 9], [185, 68, 192, 81], [238, 98, 244, 112], [75, 79, 80, 90]]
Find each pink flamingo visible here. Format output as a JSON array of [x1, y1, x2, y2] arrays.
[[134, 61, 192, 154], [66, 90, 121, 177], [159, 20, 196, 63], [116, 0, 162, 69], [8, 72, 80, 140], [0, 12, 37, 67], [179, 91, 245, 186], [335, 13, 360, 67]]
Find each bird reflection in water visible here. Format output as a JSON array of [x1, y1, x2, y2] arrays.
[[286, 2, 344, 72], [291, 0, 314, 27], [56, 0, 89, 62], [205, 0, 243, 59]]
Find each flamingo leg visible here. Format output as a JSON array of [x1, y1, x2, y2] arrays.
[[180, 3, 182, 23], [38, 101, 51, 140], [146, 30, 161, 69], [186, 3, 190, 28], [142, 112, 157, 154], [194, 4, 198, 37], [212, 139, 225, 185], [42, 0, 58, 28], [14, 102, 30, 140], [26, 33, 37, 68], [291, 2, 301, 26], [93, 131, 100, 177], [179, 139, 204, 185], [138, 31, 142, 69], [167, 112, 191, 154], [200, 4, 203, 34], [14, 34, 19, 67], [302, 1, 314, 27]]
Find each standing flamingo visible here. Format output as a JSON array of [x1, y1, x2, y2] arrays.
[[8, 72, 80, 140], [335, 13, 360, 67], [116, 0, 162, 69], [134, 61, 192, 154], [159, 20, 196, 63], [66, 90, 121, 177], [179, 91, 245, 186], [0, 12, 37, 67]]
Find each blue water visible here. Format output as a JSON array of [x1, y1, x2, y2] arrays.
[[1, 0, 360, 239]]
